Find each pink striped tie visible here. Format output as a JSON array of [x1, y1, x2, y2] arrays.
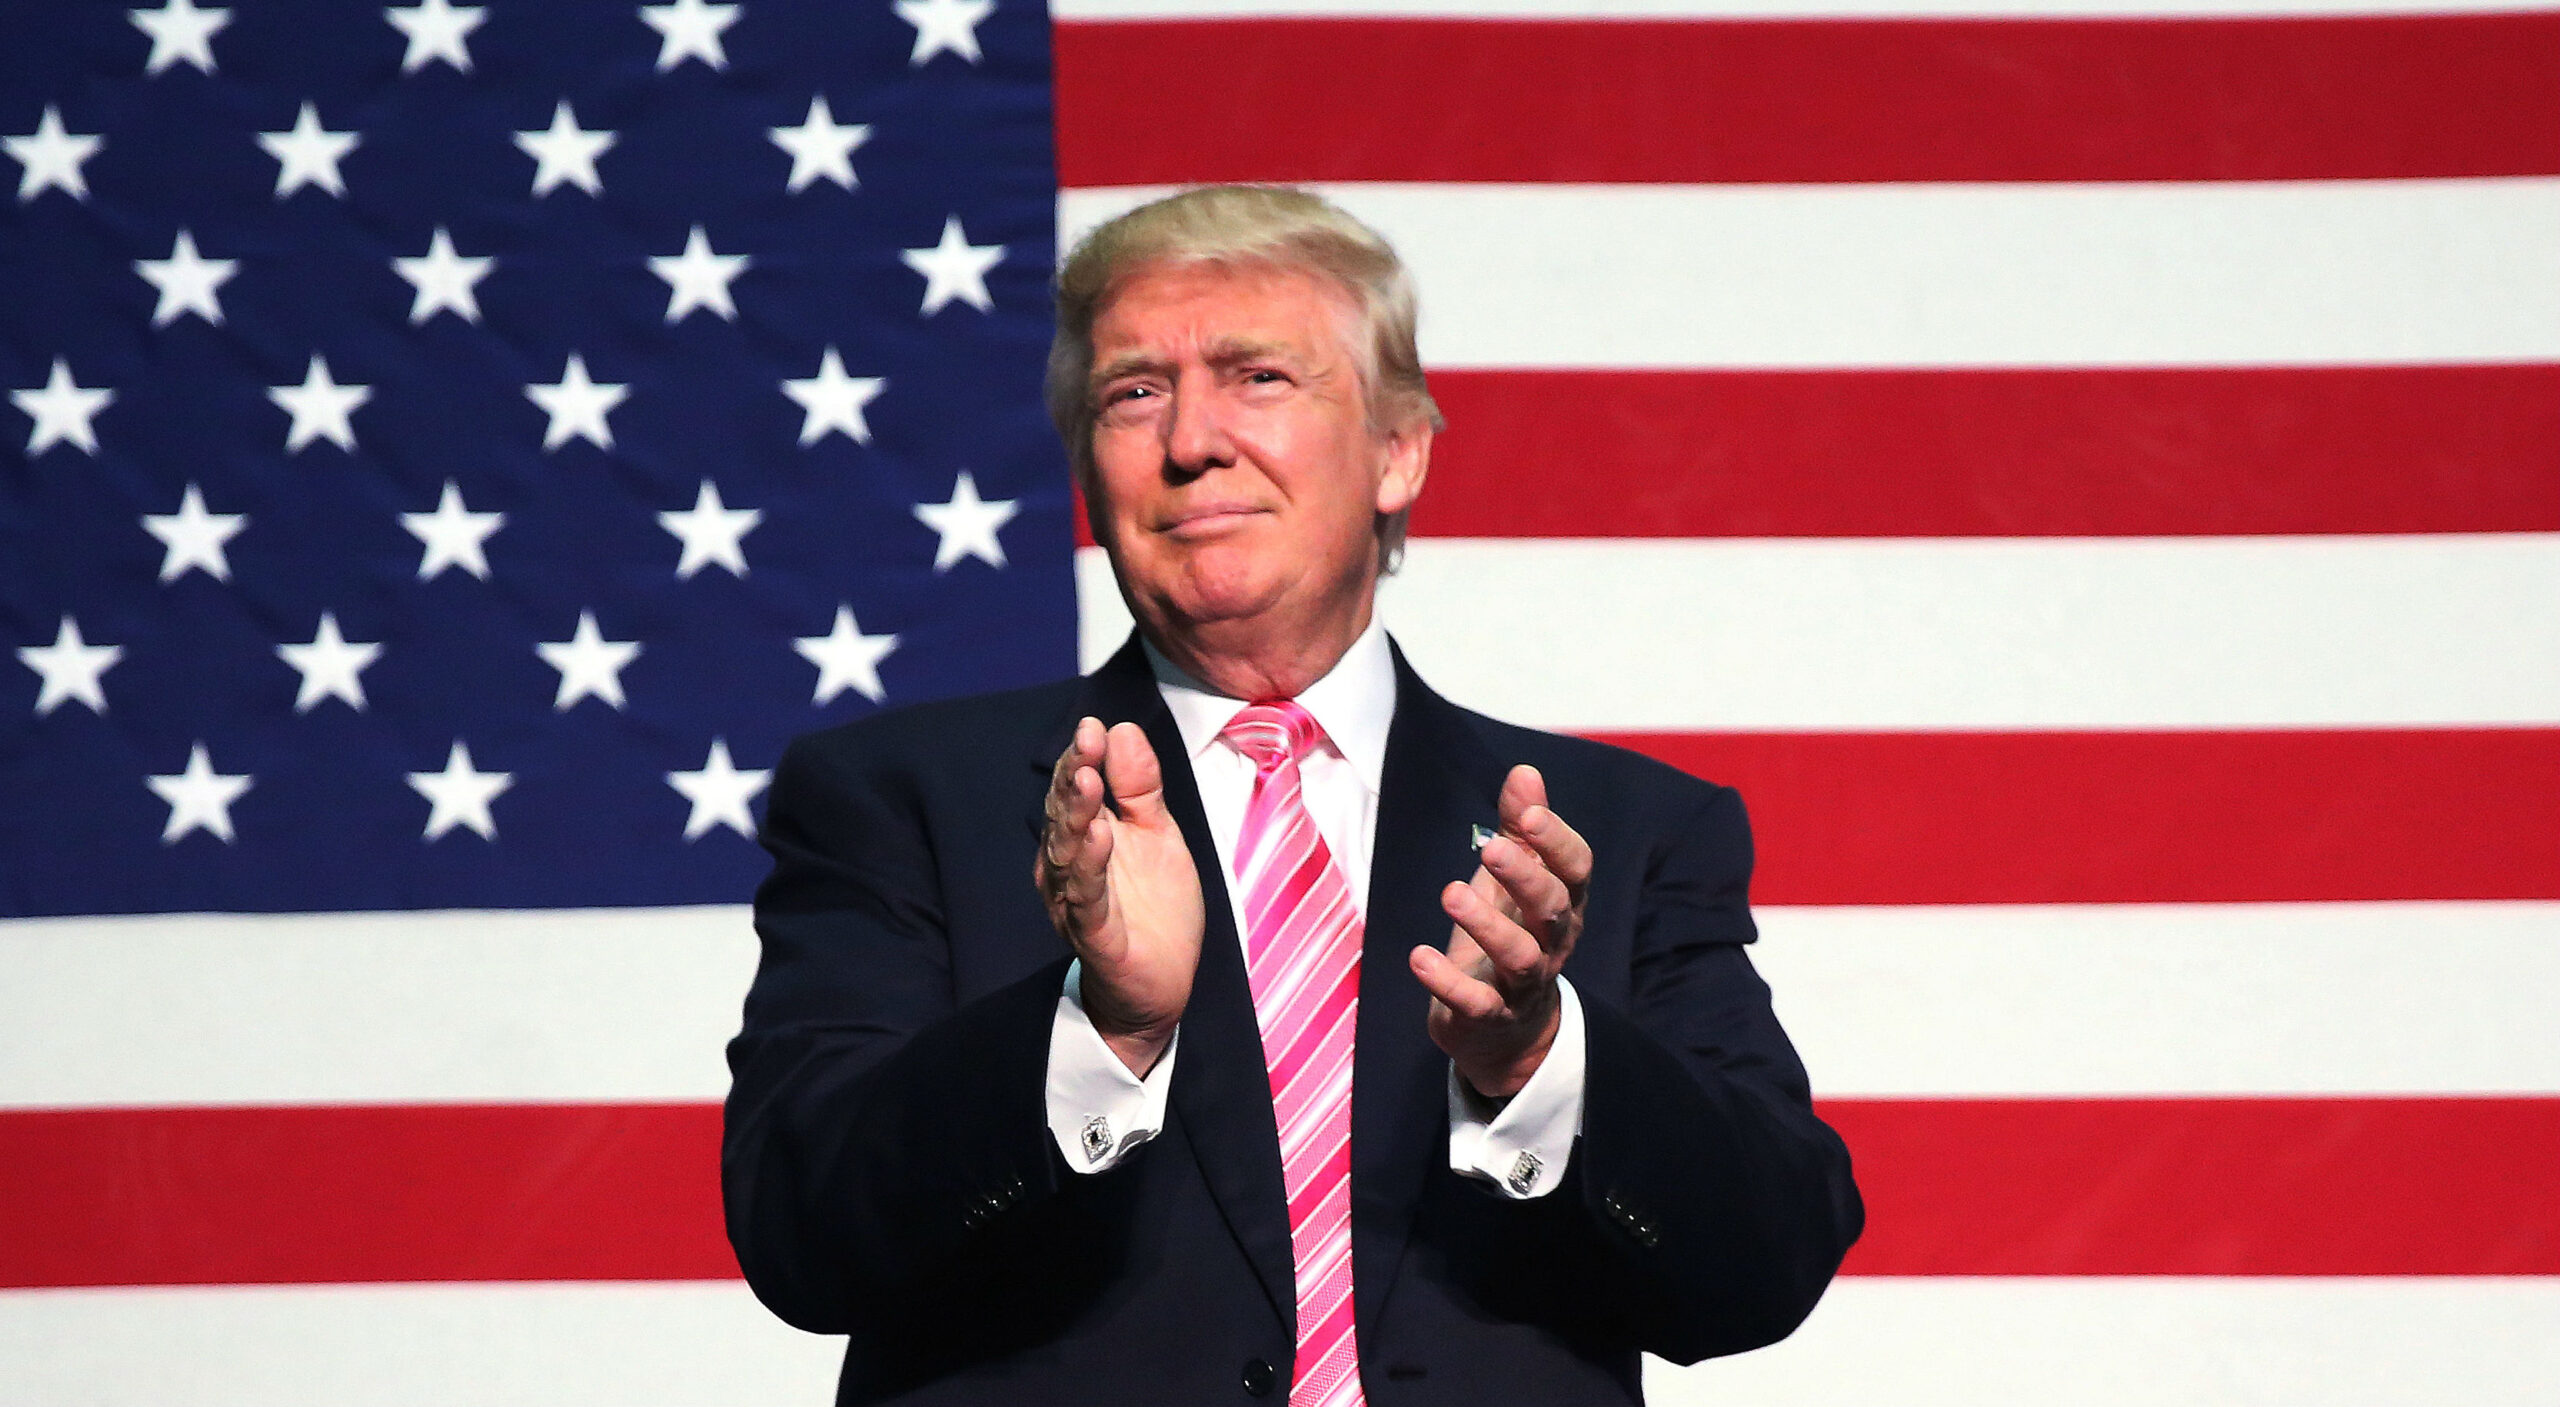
[[1221, 700, 1366, 1407]]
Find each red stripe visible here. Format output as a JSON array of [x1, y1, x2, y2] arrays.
[[1054, 16, 2560, 186], [1600, 728, 2560, 905], [1826, 1096, 2560, 1276], [5, 1097, 2552, 1286], [1415, 366, 2560, 539], [0, 1103, 734, 1289], [1065, 365, 2560, 546]]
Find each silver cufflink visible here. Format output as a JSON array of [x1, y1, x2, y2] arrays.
[[1506, 1150, 1542, 1196], [1081, 1115, 1113, 1162]]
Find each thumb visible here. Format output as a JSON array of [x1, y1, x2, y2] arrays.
[[1102, 722, 1172, 827]]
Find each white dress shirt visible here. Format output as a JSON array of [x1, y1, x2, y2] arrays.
[[1044, 619, 1585, 1199]]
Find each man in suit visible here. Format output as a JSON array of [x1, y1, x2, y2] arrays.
[[724, 185, 1862, 1406]]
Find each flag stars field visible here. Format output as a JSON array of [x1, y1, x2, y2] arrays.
[[409, 740, 511, 841], [537, 611, 641, 710], [147, 743, 250, 843], [901, 216, 1002, 315], [393, 228, 494, 324], [7, 106, 103, 200], [17, 617, 122, 716], [143, 483, 247, 583], [527, 354, 628, 451], [914, 469, 1017, 571], [769, 96, 866, 191], [650, 226, 749, 322], [131, 0, 230, 76], [895, 0, 992, 66], [136, 230, 237, 327], [401, 481, 503, 580], [276, 613, 380, 712], [269, 355, 369, 453], [795, 605, 897, 705], [515, 102, 615, 197], [658, 480, 760, 579], [258, 102, 358, 198], [783, 347, 882, 445], [385, 0, 484, 73], [12, 359, 114, 455], [667, 738, 769, 840], [641, 0, 741, 72]]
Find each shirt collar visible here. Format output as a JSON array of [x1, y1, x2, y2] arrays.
[[1143, 616, 1396, 796]]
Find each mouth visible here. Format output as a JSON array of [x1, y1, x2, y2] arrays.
[[1158, 503, 1269, 540]]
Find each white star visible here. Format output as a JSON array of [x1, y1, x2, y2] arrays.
[[12, 359, 114, 456], [768, 96, 867, 193], [131, 0, 230, 75], [668, 738, 769, 840], [393, 226, 494, 324], [409, 740, 511, 841], [515, 100, 615, 197], [536, 609, 641, 710], [143, 482, 247, 583], [257, 101, 359, 199], [894, 0, 992, 64], [148, 743, 251, 843], [901, 215, 1003, 316], [795, 605, 898, 706], [783, 347, 883, 446], [17, 616, 122, 716], [7, 106, 103, 202], [640, 0, 739, 71], [526, 353, 627, 451], [136, 229, 237, 327], [385, 0, 484, 73], [913, 469, 1019, 572], [268, 354, 370, 452], [401, 479, 503, 580], [649, 225, 749, 322], [657, 479, 760, 579], [276, 612, 381, 712]]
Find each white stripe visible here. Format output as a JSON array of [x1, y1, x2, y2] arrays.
[[0, 1282, 842, 1407], [8, 1278, 2550, 1405], [1647, 1278, 2560, 1407], [1081, 536, 2560, 730], [1755, 901, 2560, 1097], [0, 908, 756, 1109], [1061, 179, 2560, 369], [7, 903, 2550, 1107], [1063, 0, 2560, 16]]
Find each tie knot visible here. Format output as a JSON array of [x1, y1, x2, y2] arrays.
[[1220, 698, 1324, 771]]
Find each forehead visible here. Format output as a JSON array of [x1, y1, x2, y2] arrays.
[[1089, 261, 1361, 365]]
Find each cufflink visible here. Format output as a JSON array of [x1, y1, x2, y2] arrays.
[[1470, 824, 1497, 852], [1506, 1150, 1542, 1196], [1081, 1115, 1113, 1162]]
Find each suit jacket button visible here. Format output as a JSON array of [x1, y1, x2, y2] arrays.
[[1242, 1358, 1277, 1397]]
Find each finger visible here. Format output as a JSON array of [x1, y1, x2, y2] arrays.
[[1043, 763, 1105, 872], [1500, 764, 1595, 896], [1442, 879, 1542, 986], [1063, 812, 1117, 937], [1409, 945, 1505, 1020], [1045, 717, 1107, 829], [1479, 835, 1571, 940], [1101, 722, 1172, 827]]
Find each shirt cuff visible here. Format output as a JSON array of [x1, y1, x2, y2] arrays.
[[1046, 958, 1177, 1174], [1446, 976, 1585, 1199]]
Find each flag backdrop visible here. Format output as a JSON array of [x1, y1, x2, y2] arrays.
[[4, 0, 2556, 1402]]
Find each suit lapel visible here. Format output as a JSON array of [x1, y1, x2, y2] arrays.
[[1352, 643, 1509, 1342], [1028, 636, 1298, 1333]]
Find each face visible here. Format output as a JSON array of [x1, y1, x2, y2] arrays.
[[1083, 261, 1430, 647]]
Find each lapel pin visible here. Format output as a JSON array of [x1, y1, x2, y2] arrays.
[[1469, 823, 1497, 851]]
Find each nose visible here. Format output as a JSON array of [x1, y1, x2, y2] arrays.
[[1160, 378, 1234, 478]]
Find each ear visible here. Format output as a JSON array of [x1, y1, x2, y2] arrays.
[[1374, 415, 1433, 517]]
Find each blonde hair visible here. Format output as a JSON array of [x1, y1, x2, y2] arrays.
[[1046, 185, 1443, 563]]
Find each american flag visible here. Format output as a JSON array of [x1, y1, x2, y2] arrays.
[[5, 0, 2557, 1402]]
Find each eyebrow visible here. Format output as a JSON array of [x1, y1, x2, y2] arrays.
[[1089, 337, 1304, 392]]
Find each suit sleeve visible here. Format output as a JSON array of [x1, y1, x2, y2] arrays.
[[1573, 781, 1865, 1361], [720, 732, 1070, 1334]]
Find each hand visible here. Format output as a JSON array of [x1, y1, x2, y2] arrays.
[[1035, 716, 1205, 1077], [1409, 764, 1592, 1099]]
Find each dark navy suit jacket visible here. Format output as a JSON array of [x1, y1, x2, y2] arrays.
[[723, 636, 1862, 1405]]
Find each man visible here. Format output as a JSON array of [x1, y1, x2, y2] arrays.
[[724, 186, 1862, 1406]]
